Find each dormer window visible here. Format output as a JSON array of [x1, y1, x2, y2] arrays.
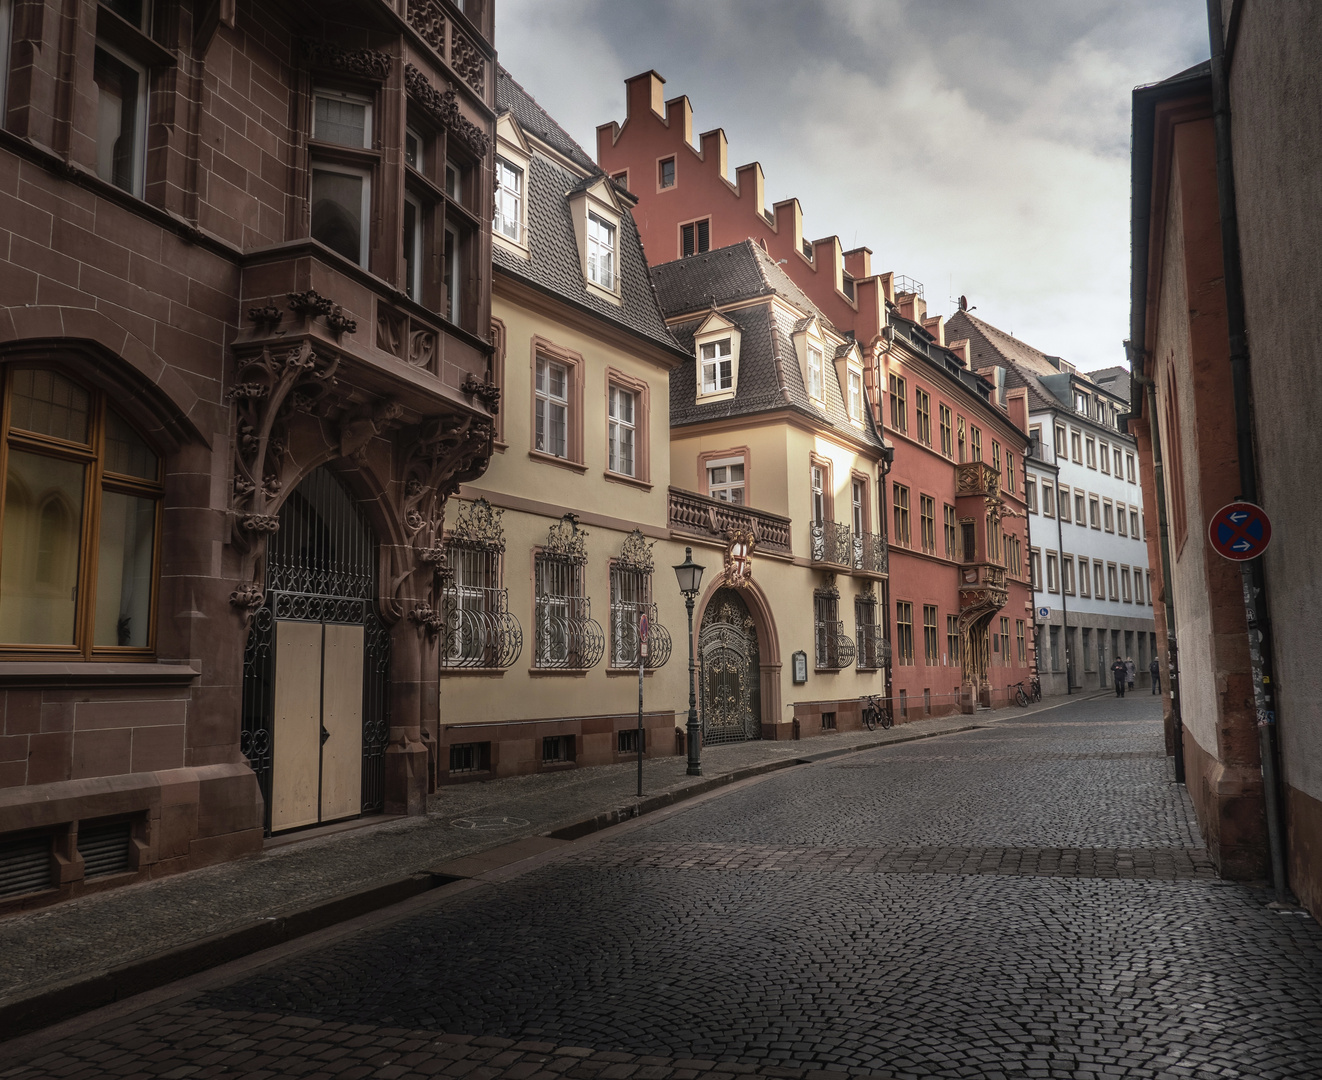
[[495, 157, 522, 242], [587, 212, 616, 290], [807, 343, 824, 401], [701, 339, 732, 393], [848, 370, 863, 421]]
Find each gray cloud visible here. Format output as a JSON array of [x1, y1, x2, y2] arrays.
[[496, 0, 1207, 371]]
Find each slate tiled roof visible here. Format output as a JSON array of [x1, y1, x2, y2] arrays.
[[492, 70, 682, 356], [496, 67, 598, 173], [660, 244, 882, 447], [651, 241, 830, 330], [1085, 366, 1131, 405], [945, 310, 1068, 411]]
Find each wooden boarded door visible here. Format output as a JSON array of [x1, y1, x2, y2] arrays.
[[270, 619, 365, 831]]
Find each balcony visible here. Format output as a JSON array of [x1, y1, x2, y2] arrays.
[[957, 461, 1002, 498], [959, 562, 1009, 614], [609, 603, 673, 670], [851, 531, 889, 577], [814, 620, 857, 671], [667, 488, 792, 555], [533, 598, 606, 671], [810, 520, 853, 568]]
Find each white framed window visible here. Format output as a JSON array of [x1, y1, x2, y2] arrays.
[[404, 126, 423, 170], [1130, 508, 1141, 538], [443, 222, 461, 322], [701, 338, 732, 394], [1118, 507, 1128, 537], [1026, 477, 1037, 514], [1134, 570, 1144, 605], [707, 456, 745, 504], [1057, 485, 1070, 522], [1089, 495, 1100, 529], [1095, 561, 1106, 598], [852, 479, 865, 535], [445, 158, 462, 202], [1054, 424, 1066, 458], [811, 465, 825, 524], [848, 370, 863, 421], [807, 343, 824, 401], [1099, 441, 1110, 474], [311, 161, 371, 266], [1029, 549, 1041, 590], [1074, 492, 1085, 524], [1085, 437, 1096, 469], [1103, 499, 1114, 533], [402, 192, 423, 301], [1121, 567, 1132, 603], [587, 211, 616, 290], [1046, 551, 1059, 593], [535, 357, 569, 459], [313, 87, 372, 148], [1079, 558, 1091, 598], [93, 43, 148, 196], [607, 385, 636, 477], [1126, 453, 1136, 483], [1062, 554, 1075, 595], [495, 157, 522, 242], [1041, 482, 1054, 518]]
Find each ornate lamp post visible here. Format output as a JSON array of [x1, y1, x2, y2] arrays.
[[673, 546, 706, 776]]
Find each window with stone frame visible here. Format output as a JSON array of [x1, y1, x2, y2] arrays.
[[919, 494, 936, 554], [939, 403, 953, 456], [1026, 477, 1037, 514], [914, 388, 931, 445], [806, 342, 824, 401], [1016, 619, 1026, 663], [0, 366, 163, 656], [923, 605, 939, 665], [1095, 560, 1106, 599], [587, 211, 616, 290], [1078, 557, 1091, 598], [1121, 566, 1132, 603], [607, 383, 636, 478], [971, 426, 982, 462], [1029, 550, 1042, 590], [535, 355, 571, 459], [1046, 551, 1059, 593], [848, 370, 864, 422], [894, 601, 914, 666], [700, 337, 733, 395], [681, 218, 711, 258], [1100, 440, 1111, 473], [892, 483, 910, 546], [311, 86, 376, 266], [706, 455, 745, 504], [1041, 481, 1054, 518], [991, 440, 1000, 474], [888, 373, 907, 433], [947, 615, 960, 668], [441, 499, 521, 670], [93, 42, 149, 196], [999, 616, 1011, 665], [943, 503, 957, 558], [1005, 451, 1016, 493]]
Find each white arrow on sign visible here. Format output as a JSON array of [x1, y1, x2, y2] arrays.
[[1232, 539, 1253, 551], [1228, 511, 1249, 524]]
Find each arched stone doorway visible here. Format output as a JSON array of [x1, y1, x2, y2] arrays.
[[698, 587, 762, 744], [240, 466, 391, 834]]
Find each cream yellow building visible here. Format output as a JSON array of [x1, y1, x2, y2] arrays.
[[434, 70, 693, 778]]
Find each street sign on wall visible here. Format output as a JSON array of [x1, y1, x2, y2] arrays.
[[1208, 501, 1272, 561]]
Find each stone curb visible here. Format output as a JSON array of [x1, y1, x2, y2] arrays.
[[0, 718, 985, 1041]]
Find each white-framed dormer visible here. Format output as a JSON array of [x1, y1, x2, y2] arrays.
[[833, 341, 866, 427], [493, 113, 532, 259], [791, 315, 828, 407], [693, 309, 741, 404], [568, 175, 624, 305]]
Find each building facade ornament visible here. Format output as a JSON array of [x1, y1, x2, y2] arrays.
[[403, 63, 491, 158], [448, 27, 485, 95], [461, 372, 501, 413], [406, 0, 446, 53], [302, 40, 392, 81], [616, 529, 654, 573], [288, 290, 357, 337], [449, 497, 506, 552], [543, 513, 588, 562], [723, 528, 757, 588]]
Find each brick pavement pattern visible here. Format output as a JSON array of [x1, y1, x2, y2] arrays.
[[4, 696, 1322, 1079]]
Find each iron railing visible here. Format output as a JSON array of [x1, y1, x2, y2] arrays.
[[851, 530, 888, 576], [440, 585, 523, 669], [810, 520, 852, 567], [856, 622, 889, 670], [609, 601, 673, 669], [668, 487, 792, 555], [814, 619, 857, 670]]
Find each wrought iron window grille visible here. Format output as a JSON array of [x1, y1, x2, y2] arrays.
[[855, 594, 886, 670], [608, 531, 672, 669], [440, 500, 522, 669], [813, 576, 856, 669], [534, 515, 604, 670]]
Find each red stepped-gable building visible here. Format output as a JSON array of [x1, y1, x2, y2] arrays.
[[597, 71, 1034, 714]]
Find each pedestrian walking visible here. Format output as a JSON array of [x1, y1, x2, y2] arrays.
[[1125, 656, 1136, 691], [1111, 657, 1128, 697], [1150, 656, 1161, 694]]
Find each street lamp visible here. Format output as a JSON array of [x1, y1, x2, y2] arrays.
[[673, 546, 706, 776]]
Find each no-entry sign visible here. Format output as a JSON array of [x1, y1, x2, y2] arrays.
[[1208, 501, 1272, 561]]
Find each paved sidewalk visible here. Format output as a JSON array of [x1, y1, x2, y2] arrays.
[[0, 700, 1075, 1024]]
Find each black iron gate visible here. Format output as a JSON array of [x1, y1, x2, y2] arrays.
[[698, 588, 761, 744], [240, 466, 390, 834]]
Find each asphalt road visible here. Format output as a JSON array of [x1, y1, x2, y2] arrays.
[[4, 694, 1321, 1080]]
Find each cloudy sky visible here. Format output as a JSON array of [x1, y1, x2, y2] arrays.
[[496, 0, 1209, 373]]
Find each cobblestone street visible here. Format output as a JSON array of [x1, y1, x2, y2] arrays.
[[4, 695, 1322, 1080]]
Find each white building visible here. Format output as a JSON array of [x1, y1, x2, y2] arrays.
[[946, 312, 1156, 695]]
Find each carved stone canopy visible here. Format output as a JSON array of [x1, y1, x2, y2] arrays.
[[814, 572, 840, 601], [543, 514, 588, 562], [404, 63, 491, 158], [449, 497, 506, 552], [302, 40, 392, 81]]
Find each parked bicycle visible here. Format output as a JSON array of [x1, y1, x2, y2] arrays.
[[1010, 678, 1042, 708], [860, 693, 893, 731]]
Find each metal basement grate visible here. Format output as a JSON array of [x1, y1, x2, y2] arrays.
[[0, 833, 53, 898], [78, 820, 132, 878]]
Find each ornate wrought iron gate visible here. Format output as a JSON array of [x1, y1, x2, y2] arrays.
[[240, 466, 390, 834], [698, 588, 761, 744]]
